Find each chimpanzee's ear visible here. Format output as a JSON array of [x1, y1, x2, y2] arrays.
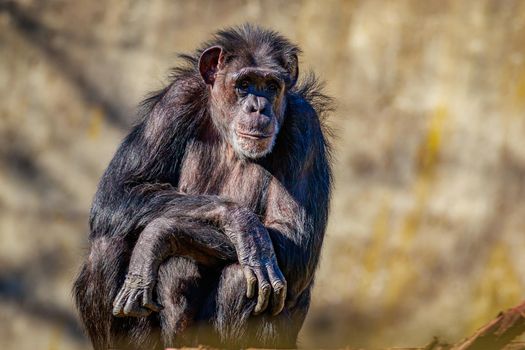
[[287, 53, 299, 88], [199, 46, 224, 85]]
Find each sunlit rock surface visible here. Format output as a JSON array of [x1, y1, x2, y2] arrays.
[[1, 1, 524, 348]]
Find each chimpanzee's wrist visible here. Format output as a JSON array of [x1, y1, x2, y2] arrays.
[[123, 272, 155, 288], [127, 246, 163, 280]]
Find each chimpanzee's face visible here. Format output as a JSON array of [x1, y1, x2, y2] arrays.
[[199, 46, 289, 159], [214, 64, 286, 159]]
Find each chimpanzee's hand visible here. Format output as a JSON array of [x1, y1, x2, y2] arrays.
[[112, 273, 162, 317], [229, 209, 287, 316]]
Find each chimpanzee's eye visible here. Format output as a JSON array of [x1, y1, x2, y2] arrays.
[[239, 80, 250, 90], [267, 82, 279, 92]]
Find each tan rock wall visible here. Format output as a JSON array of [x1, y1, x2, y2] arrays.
[[0, 0, 524, 348]]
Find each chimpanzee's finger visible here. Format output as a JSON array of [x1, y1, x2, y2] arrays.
[[243, 268, 257, 298], [142, 288, 162, 312], [268, 265, 287, 316], [253, 269, 271, 315], [112, 287, 128, 316], [122, 289, 137, 315], [127, 304, 152, 317], [123, 289, 147, 317]]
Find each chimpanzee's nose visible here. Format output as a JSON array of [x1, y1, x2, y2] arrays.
[[243, 95, 268, 115]]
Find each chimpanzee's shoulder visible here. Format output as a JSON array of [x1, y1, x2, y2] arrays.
[[287, 74, 333, 131]]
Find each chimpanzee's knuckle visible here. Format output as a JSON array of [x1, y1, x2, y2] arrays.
[[272, 281, 285, 291], [260, 283, 271, 293]]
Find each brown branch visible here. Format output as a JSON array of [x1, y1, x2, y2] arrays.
[[451, 301, 525, 350]]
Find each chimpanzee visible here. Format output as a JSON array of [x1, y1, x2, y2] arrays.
[[73, 24, 332, 349]]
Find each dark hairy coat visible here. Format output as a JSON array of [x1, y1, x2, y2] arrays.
[[74, 24, 333, 349]]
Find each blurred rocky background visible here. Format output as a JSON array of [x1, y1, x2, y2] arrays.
[[1, 0, 525, 349]]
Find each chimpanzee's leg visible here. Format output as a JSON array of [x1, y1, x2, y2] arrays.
[[111, 256, 206, 349], [198, 263, 311, 349], [74, 236, 164, 350], [157, 256, 211, 347], [74, 236, 209, 350]]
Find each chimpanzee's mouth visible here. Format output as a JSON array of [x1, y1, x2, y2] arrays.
[[236, 131, 272, 140]]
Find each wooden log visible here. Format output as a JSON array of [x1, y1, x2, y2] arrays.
[[452, 301, 525, 350], [167, 301, 525, 350], [422, 301, 525, 350]]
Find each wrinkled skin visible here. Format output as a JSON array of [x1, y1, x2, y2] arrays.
[[204, 46, 289, 159], [113, 205, 287, 317], [112, 46, 291, 319], [73, 25, 331, 350]]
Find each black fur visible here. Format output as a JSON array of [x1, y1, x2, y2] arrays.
[[74, 24, 332, 349]]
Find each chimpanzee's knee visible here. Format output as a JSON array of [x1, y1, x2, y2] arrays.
[[157, 256, 205, 347], [77, 236, 169, 350], [206, 263, 306, 349]]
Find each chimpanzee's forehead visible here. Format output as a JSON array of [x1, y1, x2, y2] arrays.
[[230, 67, 287, 83], [226, 51, 288, 77]]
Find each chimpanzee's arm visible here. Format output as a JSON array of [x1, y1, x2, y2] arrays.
[[110, 190, 286, 318], [90, 118, 286, 318], [264, 174, 329, 308], [264, 108, 332, 308]]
